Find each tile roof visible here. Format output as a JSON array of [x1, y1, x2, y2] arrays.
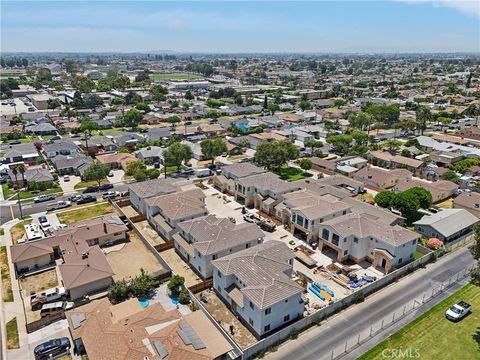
[[177, 215, 264, 256], [322, 212, 419, 246], [146, 189, 207, 221], [212, 241, 302, 309], [128, 178, 180, 199], [237, 172, 300, 194], [222, 162, 265, 179], [283, 190, 351, 220]]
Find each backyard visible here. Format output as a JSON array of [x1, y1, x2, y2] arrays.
[[274, 166, 313, 181], [20, 269, 58, 297], [359, 284, 480, 360], [149, 73, 202, 80], [1, 246, 13, 302], [57, 202, 114, 224]]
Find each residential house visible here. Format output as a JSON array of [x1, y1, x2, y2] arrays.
[[84, 135, 117, 154], [414, 209, 478, 243], [43, 139, 80, 159], [66, 298, 233, 360], [212, 163, 265, 194], [212, 241, 304, 338], [393, 179, 458, 203], [457, 126, 480, 141], [353, 167, 412, 190], [368, 151, 424, 174], [25, 122, 58, 135], [319, 212, 419, 273], [7, 168, 54, 188], [174, 215, 265, 279], [233, 172, 300, 213], [145, 189, 208, 240], [96, 152, 136, 170], [453, 192, 480, 218], [128, 178, 179, 215], [51, 154, 93, 176], [135, 146, 165, 164], [26, 94, 54, 110], [314, 175, 365, 195], [246, 132, 288, 150], [0, 143, 38, 164], [429, 150, 464, 166], [310, 157, 336, 175]]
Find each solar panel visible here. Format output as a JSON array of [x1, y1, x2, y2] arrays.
[[71, 313, 86, 329], [154, 340, 168, 359], [177, 323, 205, 350]]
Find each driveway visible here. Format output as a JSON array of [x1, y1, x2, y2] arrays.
[[58, 175, 81, 196], [107, 169, 125, 185]]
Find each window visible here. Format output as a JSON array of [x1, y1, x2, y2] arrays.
[[213, 254, 218, 260], [353, 237, 359, 244], [322, 229, 329, 240], [344, 250, 348, 255], [284, 315, 290, 322], [249, 318, 254, 326], [113, 232, 122, 236], [264, 324, 271, 332], [250, 301, 254, 310], [304, 219, 309, 229], [265, 307, 271, 315], [217, 270, 222, 278], [342, 210, 347, 215], [246, 243, 250, 249], [332, 233, 339, 246], [285, 299, 288, 303], [344, 238, 347, 242], [398, 258, 403, 263], [296, 214, 304, 227]]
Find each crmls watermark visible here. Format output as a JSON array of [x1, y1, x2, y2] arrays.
[[381, 349, 421, 358]]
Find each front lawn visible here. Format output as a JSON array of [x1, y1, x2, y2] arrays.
[[359, 284, 480, 360], [274, 166, 313, 181], [6, 318, 19, 349], [57, 202, 114, 224], [18, 187, 62, 200], [74, 178, 108, 190], [0, 246, 13, 302], [165, 165, 187, 174], [10, 219, 32, 244], [2, 183, 11, 199]]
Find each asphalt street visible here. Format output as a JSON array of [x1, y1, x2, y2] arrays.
[[266, 247, 476, 360]]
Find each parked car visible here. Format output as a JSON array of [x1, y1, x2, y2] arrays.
[[31, 287, 67, 309], [102, 191, 120, 199], [51, 135, 61, 140], [258, 220, 277, 232], [77, 195, 97, 205], [445, 301, 471, 321], [0, 176, 8, 184], [38, 216, 50, 229], [10, 140, 21, 145], [243, 213, 260, 223], [82, 186, 99, 194], [47, 200, 71, 211], [98, 183, 114, 191], [126, 179, 137, 184], [33, 337, 71, 360], [69, 194, 83, 202], [34, 194, 56, 203], [63, 175, 70, 182], [40, 301, 74, 318], [181, 168, 195, 175]]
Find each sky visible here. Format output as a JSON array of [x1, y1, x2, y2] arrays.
[[1, 1, 479, 53]]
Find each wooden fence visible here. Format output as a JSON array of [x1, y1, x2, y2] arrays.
[[154, 241, 175, 252], [26, 312, 65, 333], [188, 278, 213, 294]]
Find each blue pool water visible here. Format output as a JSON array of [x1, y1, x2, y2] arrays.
[[171, 296, 179, 305], [139, 299, 149, 308]]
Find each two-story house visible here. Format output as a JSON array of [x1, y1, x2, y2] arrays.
[[213, 162, 265, 195], [43, 139, 80, 159], [145, 189, 207, 240], [318, 212, 419, 273], [128, 178, 179, 215], [212, 241, 304, 338], [174, 215, 265, 279], [234, 172, 300, 213]]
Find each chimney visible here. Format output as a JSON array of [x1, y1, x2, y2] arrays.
[[103, 222, 107, 234]]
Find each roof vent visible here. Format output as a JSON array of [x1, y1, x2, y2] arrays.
[[82, 252, 88, 259]]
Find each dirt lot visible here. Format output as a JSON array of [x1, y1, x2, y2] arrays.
[[136, 220, 165, 246], [160, 248, 201, 287], [197, 289, 257, 349], [122, 205, 140, 218], [20, 269, 58, 297], [106, 232, 165, 281]]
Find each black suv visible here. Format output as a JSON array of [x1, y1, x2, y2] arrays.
[[82, 186, 99, 193], [77, 195, 97, 205], [34, 337, 71, 360], [98, 183, 114, 191]]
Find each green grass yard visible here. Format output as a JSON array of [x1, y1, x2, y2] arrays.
[[57, 202, 114, 224], [359, 284, 480, 360], [73, 178, 108, 190], [149, 73, 202, 80], [0, 246, 13, 302], [19, 187, 62, 200], [6, 318, 19, 349], [2, 183, 11, 199], [274, 166, 313, 181]]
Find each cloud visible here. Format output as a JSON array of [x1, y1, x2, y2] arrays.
[[398, 0, 480, 17]]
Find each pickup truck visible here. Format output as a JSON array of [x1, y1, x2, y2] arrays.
[[33, 194, 55, 203], [243, 213, 260, 223], [445, 301, 471, 321], [30, 287, 67, 309], [102, 191, 120, 199], [46, 200, 71, 211]]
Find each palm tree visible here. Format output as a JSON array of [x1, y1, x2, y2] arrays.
[[465, 104, 480, 126], [416, 106, 433, 135]]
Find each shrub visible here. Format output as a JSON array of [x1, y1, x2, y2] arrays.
[[167, 275, 185, 297], [178, 291, 191, 305]]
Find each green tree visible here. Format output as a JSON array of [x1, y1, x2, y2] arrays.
[[299, 99, 312, 111], [167, 275, 185, 297], [204, 109, 221, 120], [384, 139, 402, 154], [304, 139, 323, 153], [326, 134, 353, 156], [47, 98, 61, 112], [470, 224, 480, 260], [122, 109, 143, 129], [185, 90, 194, 100], [83, 162, 110, 186], [83, 94, 103, 109], [166, 115, 181, 124], [135, 102, 150, 112], [297, 158, 312, 172], [416, 106, 433, 135], [404, 187, 432, 209], [267, 103, 280, 115], [374, 191, 396, 208], [392, 191, 420, 223], [36, 68, 52, 83], [200, 138, 227, 164], [150, 84, 168, 101], [71, 75, 95, 93], [125, 160, 146, 177], [465, 104, 480, 126], [112, 75, 130, 91], [254, 140, 299, 170], [163, 142, 193, 174], [366, 104, 400, 128], [441, 170, 461, 184]]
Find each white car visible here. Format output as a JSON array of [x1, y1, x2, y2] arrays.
[[102, 191, 120, 199], [243, 213, 260, 223], [63, 175, 70, 181]]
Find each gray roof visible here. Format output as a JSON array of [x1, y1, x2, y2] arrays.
[[128, 178, 179, 199], [25, 123, 58, 133], [212, 241, 302, 309], [414, 209, 478, 238], [146, 127, 171, 141], [322, 212, 419, 246], [145, 189, 206, 221], [177, 215, 264, 256], [51, 154, 92, 173], [1, 143, 38, 159], [284, 190, 351, 220], [43, 139, 79, 153], [237, 172, 300, 195], [222, 162, 265, 179], [134, 146, 165, 159]]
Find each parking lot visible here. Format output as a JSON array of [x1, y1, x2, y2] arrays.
[[0, 98, 37, 116]]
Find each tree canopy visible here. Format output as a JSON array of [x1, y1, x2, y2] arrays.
[[163, 142, 193, 173], [82, 162, 110, 186], [200, 138, 227, 164], [254, 140, 299, 170]]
